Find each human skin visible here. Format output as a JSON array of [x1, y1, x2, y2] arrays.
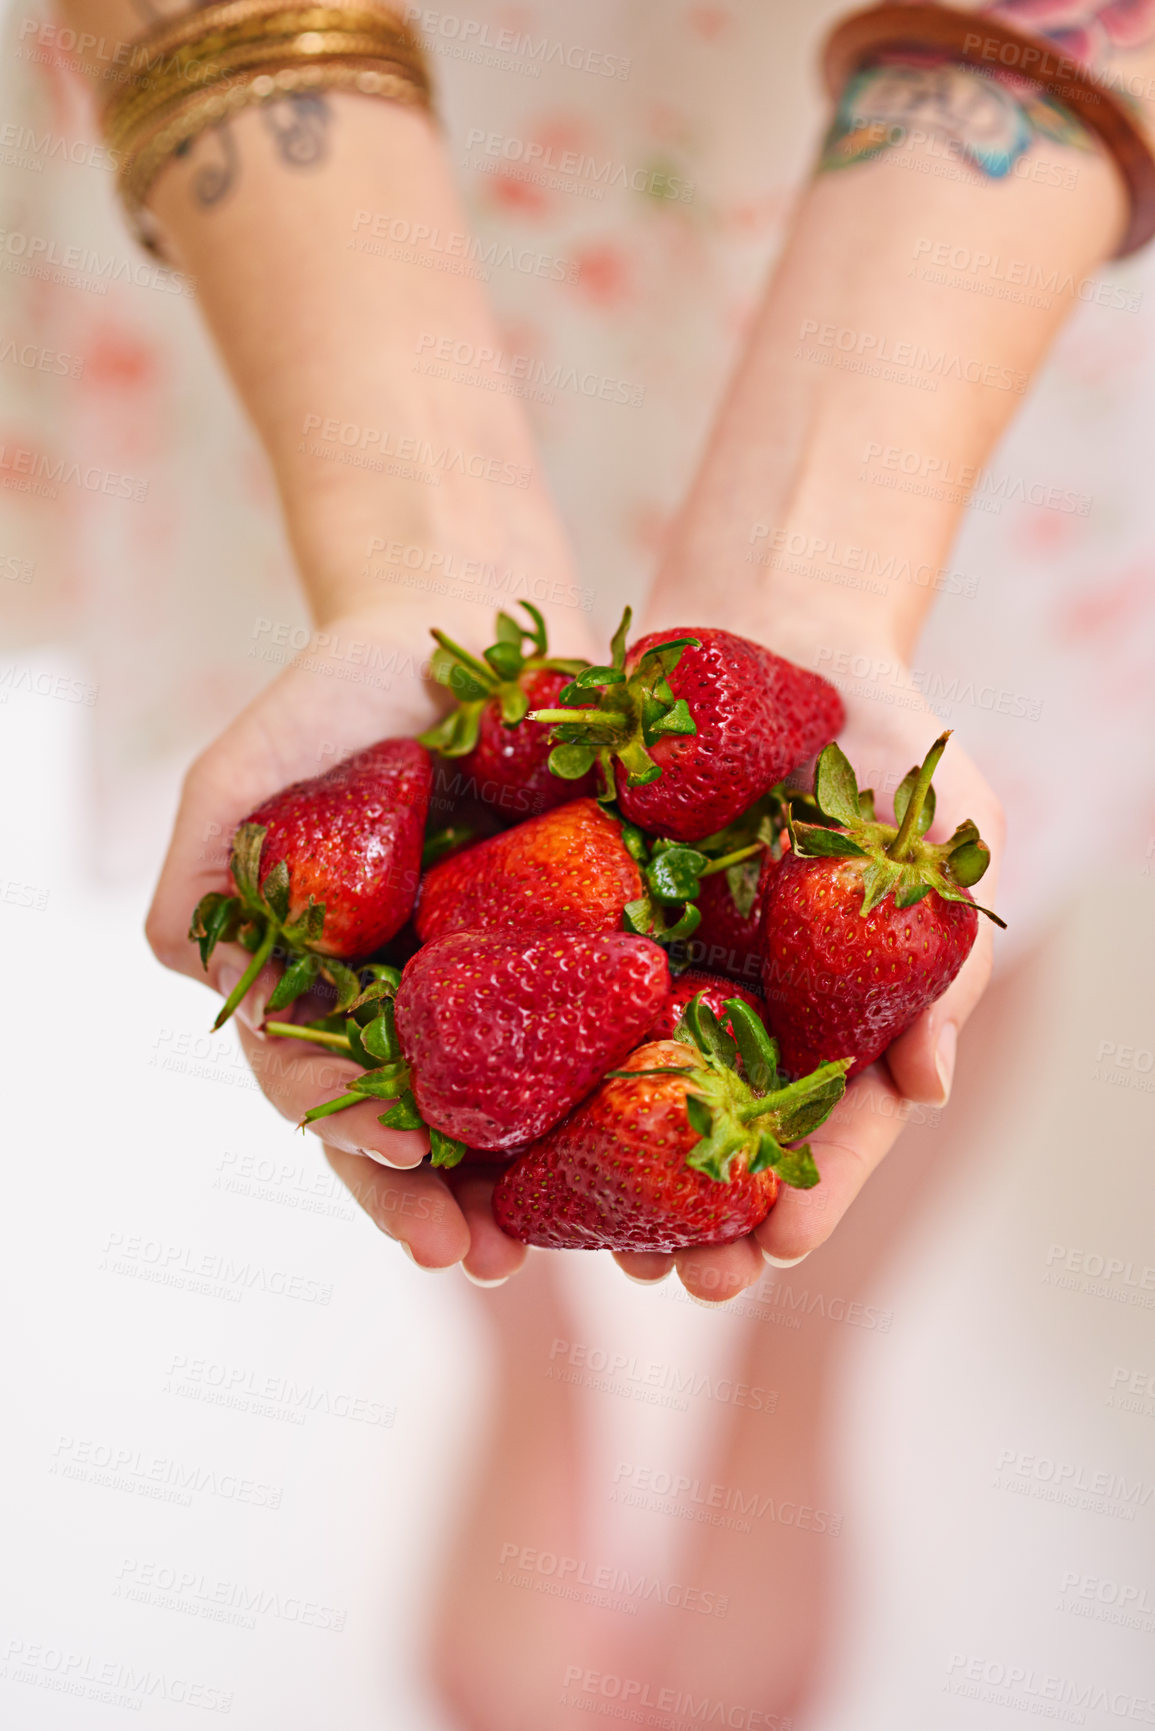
[[55, 0, 1152, 1296]]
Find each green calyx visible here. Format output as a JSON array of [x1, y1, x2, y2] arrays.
[[275, 971, 466, 1168], [189, 822, 366, 1030], [612, 993, 849, 1188], [417, 601, 588, 759], [617, 791, 785, 946], [790, 734, 1006, 927], [527, 606, 701, 795]]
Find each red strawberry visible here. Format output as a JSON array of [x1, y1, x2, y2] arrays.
[[528, 610, 844, 843], [419, 604, 594, 817], [298, 928, 670, 1156], [760, 735, 1004, 1078], [415, 798, 642, 943], [493, 994, 849, 1251], [675, 851, 779, 986], [648, 971, 765, 1042], [191, 738, 431, 1028]]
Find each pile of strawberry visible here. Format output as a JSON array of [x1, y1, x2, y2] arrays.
[[191, 605, 1001, 1254]]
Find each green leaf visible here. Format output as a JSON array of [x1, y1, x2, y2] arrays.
[[352, 1064, 410, 1099], [648, 698, 697, 740], [893, 881, 932, 909], [494, 610, 524, 646], [498, 683, 530, 726], [684, 997, 737, 1069], [685, 1093, 713, 1136], [814, 744, 862, 828], [724, 1000, 779, 1095], [857, 787, 876, 821], [747, 1130, 783, 1176], [647, 846, 708, 903], [261, 858, 291, 923], [775, 1078, 846, 1143], [637, 635, 701, 673], [609, 606, 632, 671], [768, 1140, 821, 1190], [360, 1004, 398, 1062], [685, 1120, 747, 1183], [429, 1128, 467, 1168], [265, 952, 320, 1012], [422, 824, 473, 868], [858, 858, 902, 915], [190, 892, 242, 968], [327, 961, 363, 1012], [791, 823, 868, 860], [725, 858, 763, 921], [549, 741, 599, 780], [484, 640, 525, 681], [571, 664, 626, 690], [345, 1019, 375, 1068], [948, 839, 990, 887], [378, 1090, 424, 1130], [661, 903, 701, 943], [618, 821, 648, 863], [230, 823, 267, 903], [446, 664, 490, 702], [618, 739, 661, 787], [516, 600, 547, 655]]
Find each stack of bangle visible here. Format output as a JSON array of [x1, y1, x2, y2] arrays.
[[103, 0, 433, 255]]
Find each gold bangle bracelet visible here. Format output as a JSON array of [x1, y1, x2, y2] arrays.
[[107, 35, 428, 153], [102, 0, 433, 257]]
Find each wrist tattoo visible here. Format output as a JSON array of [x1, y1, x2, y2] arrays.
[[819, 57, 1093, 181], [172, 94, 332, 213]]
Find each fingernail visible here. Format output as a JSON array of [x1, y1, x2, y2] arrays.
[[462, 1268, 509, 1288], [935, 1022, 958, 1106], [359, 1146, 411, 1170], [763, 1249, 809, 1268], [620, 1270, 670, 1286], [396, 1240, 418, 1263], [217, 966, 259, 1033]]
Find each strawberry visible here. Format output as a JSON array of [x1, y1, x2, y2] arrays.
[[418, 603, 592, 818], [293, 928, 670, 1158], [191, 738, 431, 1029], [415, 797, 642, 943], [760, 734, 1004, 1078], [528, 609, 844, 843], [493, 994, 850, 1251], [647, 972, 765, 1043]]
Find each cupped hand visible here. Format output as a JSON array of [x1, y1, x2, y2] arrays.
[[613, 659, 1005, 1304], [145, 590, 594, 1280]]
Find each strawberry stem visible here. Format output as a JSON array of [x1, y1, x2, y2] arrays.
[[212, 925, 277, 1031], [889, 732, 950, 862], [528, 708, 630, 728], [430, 628, 495, 687], [697, 842, 763, 879], [735, 1060, 850, 1123], [264, 1021, 354, 1053]]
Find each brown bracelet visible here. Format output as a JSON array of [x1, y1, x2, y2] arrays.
[[822, 3, 1155, 256]]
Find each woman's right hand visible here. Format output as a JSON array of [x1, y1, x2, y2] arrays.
[[145, 575, 595, 1284]]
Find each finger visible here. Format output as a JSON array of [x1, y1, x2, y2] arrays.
[[754, 1066, 905, 1262], [452, 1176, 529, 1286], [674, 1236, 764, 1303], [324, 1146, 470, 1268], [233, 1018, 429, 1168], [613, 1251, 676, 1285], [145, 640, 436, 984]]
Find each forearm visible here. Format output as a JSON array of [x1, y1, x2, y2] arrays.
[[652, 51, 1131, 661], [54, 3, 574, 633]]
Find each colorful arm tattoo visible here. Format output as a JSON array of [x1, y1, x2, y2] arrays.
[[819, 55, 1093, 179]]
